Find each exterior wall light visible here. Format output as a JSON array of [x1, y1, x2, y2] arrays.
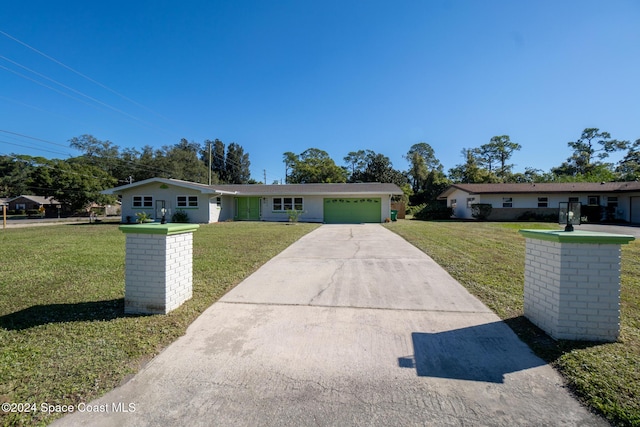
[[559, 201, 581, 231], [160, 200, 167, 224]]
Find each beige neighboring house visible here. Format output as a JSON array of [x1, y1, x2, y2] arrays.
[[438, 182, 640, 223]]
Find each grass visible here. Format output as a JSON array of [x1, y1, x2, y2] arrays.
[[0, 221, 319, 426], [386, 220, 640, 427]]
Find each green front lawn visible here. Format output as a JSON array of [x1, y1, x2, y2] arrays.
[[0, 222, 319, 426], [386, 220, 640, 427]]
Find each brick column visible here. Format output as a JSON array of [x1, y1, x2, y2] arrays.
[[519, 230, 634, 342], [120, 223, 200, 314]]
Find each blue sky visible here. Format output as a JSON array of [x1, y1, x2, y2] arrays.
[[1, 0, 639, 183]]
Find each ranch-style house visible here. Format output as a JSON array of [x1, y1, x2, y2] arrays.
[[102, 178, 404, 224], [438, 182, 640, 223]]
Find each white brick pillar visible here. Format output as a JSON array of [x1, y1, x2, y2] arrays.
[[120, 223, 200, 314], [519, 229, 634, 342]]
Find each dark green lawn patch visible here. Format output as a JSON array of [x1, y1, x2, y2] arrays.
[[0, 221, 319, 426], [386, 220, 639, 427]]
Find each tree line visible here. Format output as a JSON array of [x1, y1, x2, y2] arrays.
[[1, 127, 638, 213], [0, 134, 253, 211], [284, 128, 640, 206]]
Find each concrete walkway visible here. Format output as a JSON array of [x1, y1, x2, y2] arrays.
[[54, 224, 606, 426]]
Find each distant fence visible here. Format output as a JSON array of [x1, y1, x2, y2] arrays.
[[391, 202, 406, 219]]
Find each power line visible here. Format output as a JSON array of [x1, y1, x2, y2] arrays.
[[0, 58, 167, 133], [0, 30, 265, 181], [0, 129, 77, 151], [0, 30, 175, 125], [0, 139, 72, 158]]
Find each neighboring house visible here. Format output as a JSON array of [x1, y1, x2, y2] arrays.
[[7, 195, 62, 217], [102, 178, 404, 224], [438, 182, 640, 223], [86, 201, 121, 216]]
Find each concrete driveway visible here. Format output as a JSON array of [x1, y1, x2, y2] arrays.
[[54, 224, 606, 426]]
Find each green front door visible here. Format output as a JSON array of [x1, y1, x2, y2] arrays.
[[323, 198, 381, 223], [235, 197, 261, 221]]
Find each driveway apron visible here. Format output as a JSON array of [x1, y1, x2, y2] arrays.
[[54, 224, 606, 426]]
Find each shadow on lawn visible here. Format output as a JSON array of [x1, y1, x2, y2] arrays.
[[0, 298, 146, 330], [503, 316, 604, 363]]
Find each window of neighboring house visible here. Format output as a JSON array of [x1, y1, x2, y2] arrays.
[[133, 196, 153, 208], [588, 195, 600, 206], [502, 197, 513, 208], [568, 197, 579, 203], [466, 197, 475, 208], [273, 197, 303, 211], [607, 197, 618, 209], [177, 196, 199, 208], [538, 197, 548, 208], [15, 203, 26, 210], [450, 199, 457, 208], [216, 197, 221, 207]]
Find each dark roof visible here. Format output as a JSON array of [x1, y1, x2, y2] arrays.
[[103, 178, 403, 196], [210, 182, 404, 196], [438, 182, 640, 199], [8, 195, 60, 205]]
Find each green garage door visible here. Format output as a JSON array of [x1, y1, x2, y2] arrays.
[[323, 198, 381, 224]]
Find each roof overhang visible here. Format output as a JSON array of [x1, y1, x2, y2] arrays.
[[101, 177, 221, 195]]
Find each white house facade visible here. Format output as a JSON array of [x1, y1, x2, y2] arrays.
[[102, 178, 404, 224], [438, 182, 640, 223]]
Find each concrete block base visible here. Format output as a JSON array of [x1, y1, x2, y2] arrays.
[[519, 229, 634, 342], [523, 238, 621, 341], [120, 223, 199, 315]]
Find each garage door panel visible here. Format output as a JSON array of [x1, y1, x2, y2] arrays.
[[323, 198, 381, 224]]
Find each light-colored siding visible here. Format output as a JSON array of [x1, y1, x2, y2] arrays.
[[118, 182, 210, 224], [258, 194, 393, 223], [115, 180, 397, 224], [446, 191, 640, 222]]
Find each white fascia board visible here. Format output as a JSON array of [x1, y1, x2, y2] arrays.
[[101, 178, 219, 195], [212, 190, 238, 195]]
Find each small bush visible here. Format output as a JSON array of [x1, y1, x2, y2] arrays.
[[413, 202, 453, 220], [471, 203, 492, 220], [286, 209, 301, 223], [135, 211, 152, 223], [171, 210, 190, 223]]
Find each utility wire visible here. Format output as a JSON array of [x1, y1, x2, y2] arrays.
[[0, 59, 166, 133], [0, 30, 175, 125], [0, 31, 263, 181]]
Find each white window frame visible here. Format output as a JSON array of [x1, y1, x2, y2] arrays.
[[133, 195, 153, 208], [502, 197, 513, 208], [466, 197, 475, 208], [177, 195, 199, 208], [450, 198, 457, 208], [537, 197, 548, 208], [273, 197, 303, 211]]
